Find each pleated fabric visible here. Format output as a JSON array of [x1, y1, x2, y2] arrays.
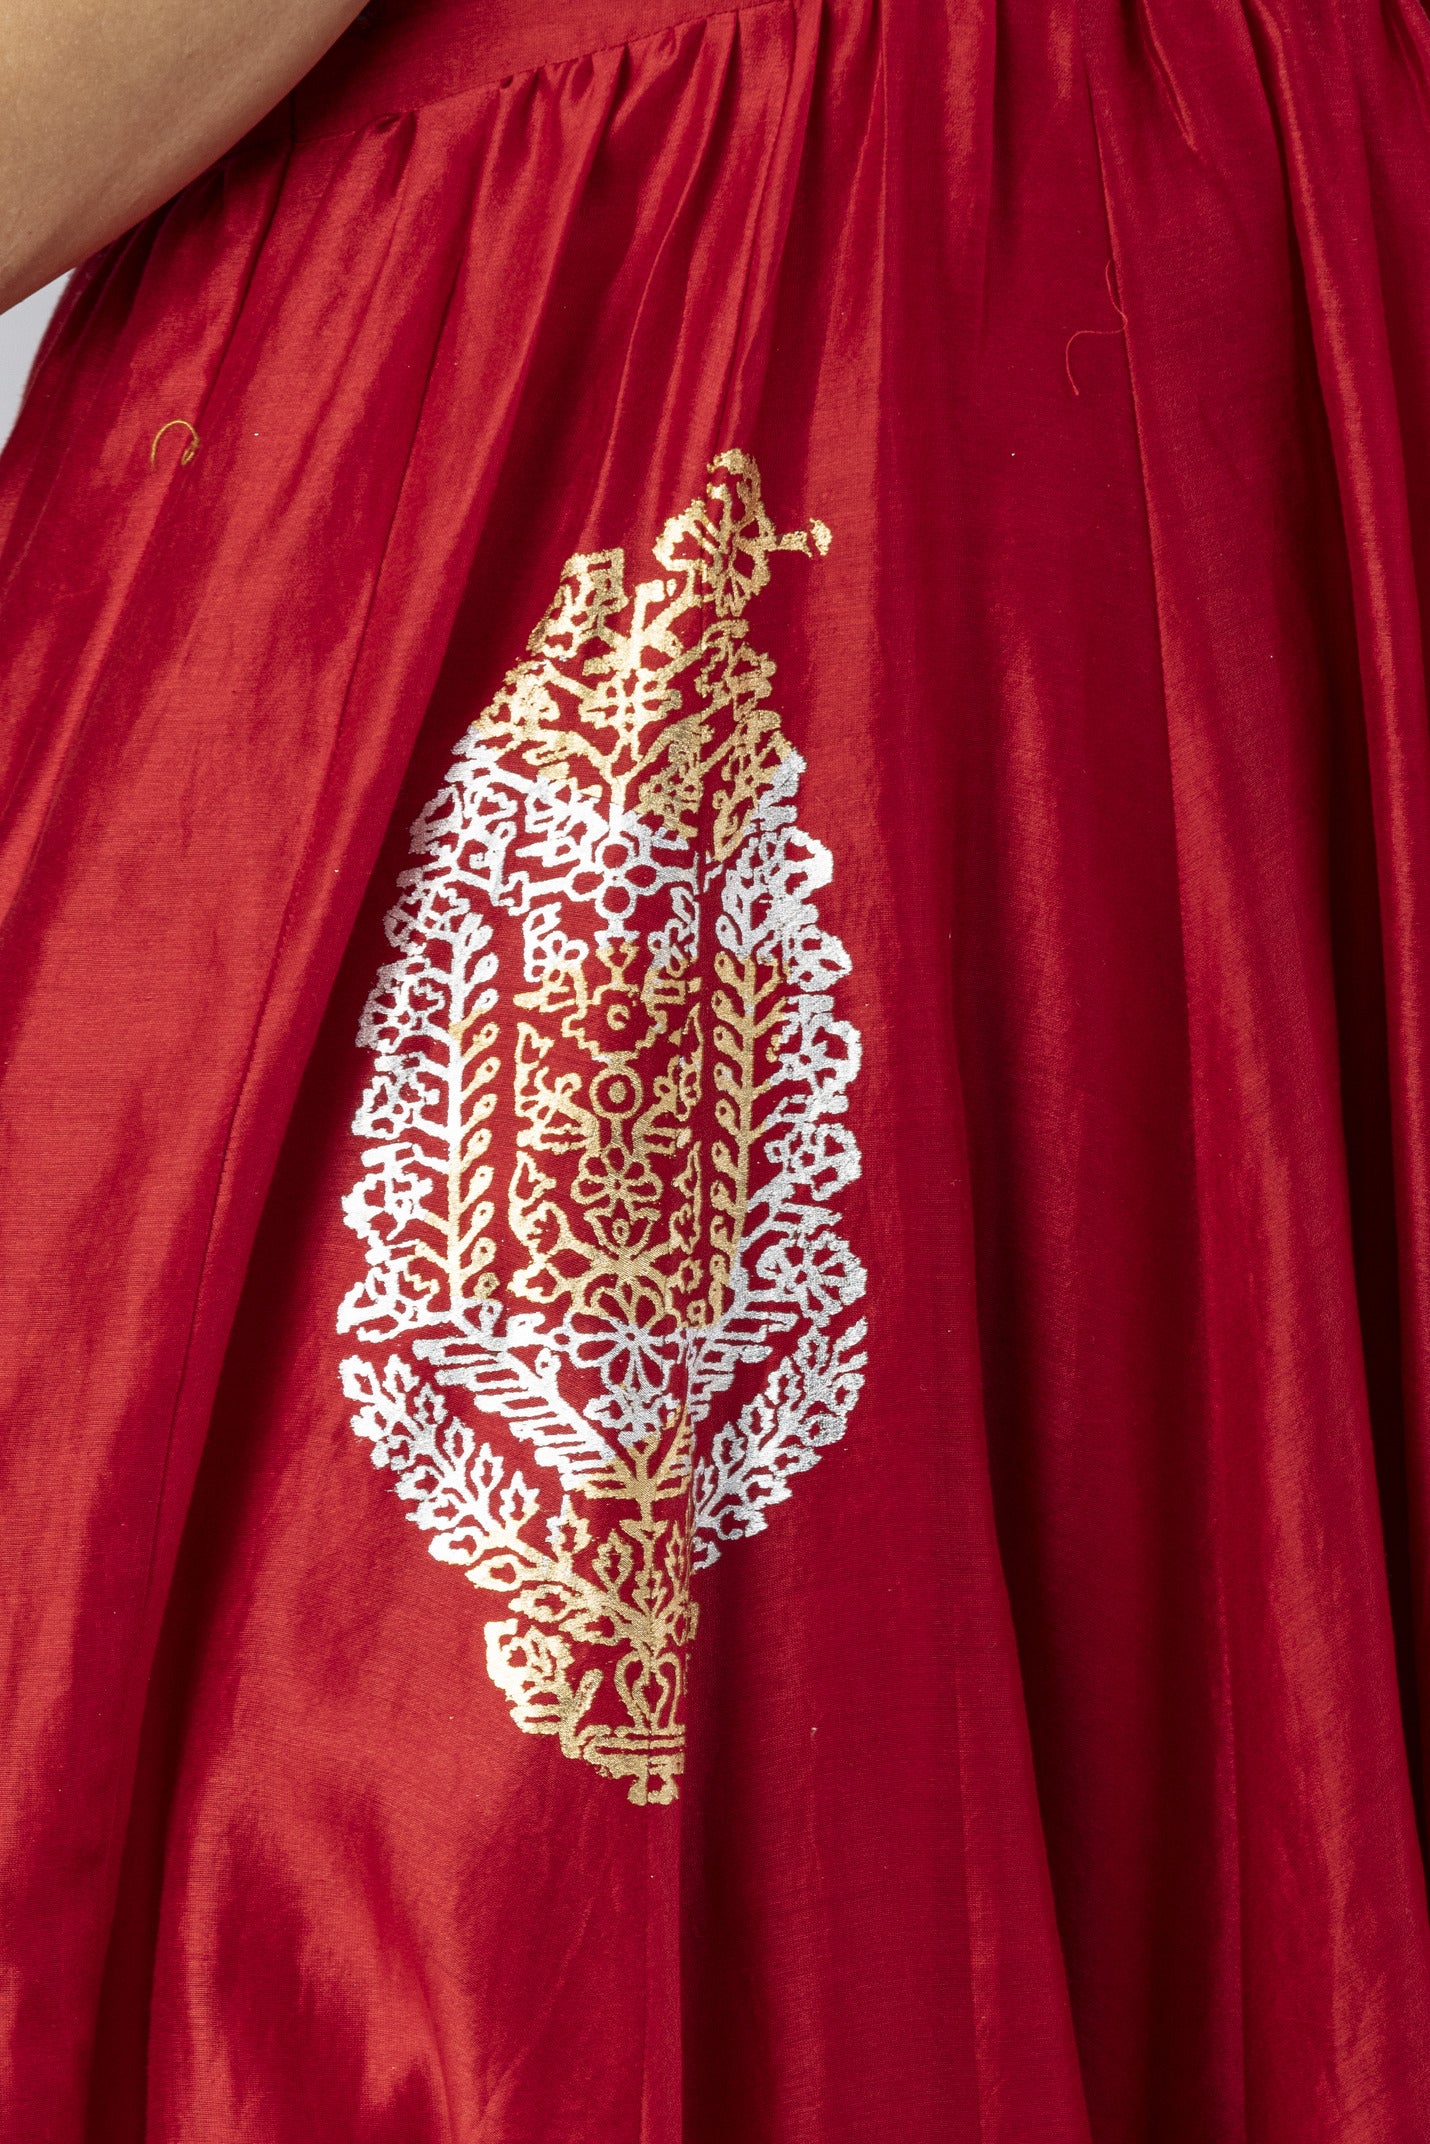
[[5, 0, 1430, 2136]]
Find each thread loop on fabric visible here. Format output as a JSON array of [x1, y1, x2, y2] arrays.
[[1065, 261, 1128, 396], [149, 420, 200, 470]]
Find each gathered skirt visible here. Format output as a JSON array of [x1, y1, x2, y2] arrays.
[[7, 0, 1430, 2136]]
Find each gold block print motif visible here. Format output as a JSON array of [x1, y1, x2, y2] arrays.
[[338, 453, 867, 1803]]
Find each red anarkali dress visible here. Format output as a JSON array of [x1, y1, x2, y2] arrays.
[[5, 0, 1430, 2137]]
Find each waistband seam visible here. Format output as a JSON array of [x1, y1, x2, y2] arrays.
[[295, 0, 794, 141]]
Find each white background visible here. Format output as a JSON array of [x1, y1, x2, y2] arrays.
[[0, 276, 69, 446]]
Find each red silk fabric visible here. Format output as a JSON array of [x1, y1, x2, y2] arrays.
[[6, 0, 1430, 2136]]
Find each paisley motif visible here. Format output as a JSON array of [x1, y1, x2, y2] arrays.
[[338, 453, 866, 1803]]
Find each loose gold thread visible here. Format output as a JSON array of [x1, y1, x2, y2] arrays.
[[149, 419, 200, 470], [1065, 260, 1129, 397]]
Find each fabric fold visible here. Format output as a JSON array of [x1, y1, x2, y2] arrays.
[[1079, 0, 1430, 2133], [1241, 0, 1430, 1802]]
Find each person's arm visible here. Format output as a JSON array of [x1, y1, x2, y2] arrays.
[[0, 0, 367, 313]]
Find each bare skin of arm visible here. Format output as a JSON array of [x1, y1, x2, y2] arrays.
[[0, 0, 368, 313]]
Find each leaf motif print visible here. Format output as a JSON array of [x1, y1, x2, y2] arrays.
[[338, 453, 866, 1804]]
